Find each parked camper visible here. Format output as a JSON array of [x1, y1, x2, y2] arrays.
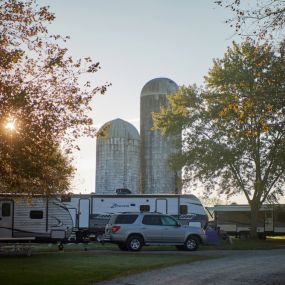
[[0, 195, 73, 242], [62, 193, 208, 241], [210, 204, 285, 238]]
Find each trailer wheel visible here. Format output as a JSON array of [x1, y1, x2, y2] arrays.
[[95, 233, 104, 243], [76, 231, 84, 242], [76, 230, 89, 242]]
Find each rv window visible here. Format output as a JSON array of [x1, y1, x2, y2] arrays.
[[180, 205, 188, 215], [2, 203, 11, 217], [140, 205, 150, 212], [30, 210, 43, 219]]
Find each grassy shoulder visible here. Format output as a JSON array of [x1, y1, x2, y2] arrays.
[[0, 251, 211, 285]]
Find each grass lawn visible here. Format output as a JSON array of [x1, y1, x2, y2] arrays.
[[0, 251, 211, 285], [1, 236, 284, 285]]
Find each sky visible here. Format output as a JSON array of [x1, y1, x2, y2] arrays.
[[38, 0, 242, 200]]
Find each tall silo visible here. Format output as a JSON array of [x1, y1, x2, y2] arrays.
[[96, 118, 140, 194], [140, 77, 180, 194]]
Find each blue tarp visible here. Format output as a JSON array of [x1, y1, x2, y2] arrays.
[[206, 227, 221, 245]]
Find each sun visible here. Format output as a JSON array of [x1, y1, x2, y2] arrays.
[[5, 117, 16, 132]]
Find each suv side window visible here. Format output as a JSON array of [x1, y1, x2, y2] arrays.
[[142, 215, 162, 225], [115, 214, 138, 224], [161, 215, 178, 226]]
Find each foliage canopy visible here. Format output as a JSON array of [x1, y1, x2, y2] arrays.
[[153, 39, 285, 236], [0, 0, 109, 195]]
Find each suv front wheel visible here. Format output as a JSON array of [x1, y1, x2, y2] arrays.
[[127, 235, 143, 251], [184, 236, 199, 251]]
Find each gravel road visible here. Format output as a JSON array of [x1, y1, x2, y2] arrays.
[[96, 249, 285, 285]]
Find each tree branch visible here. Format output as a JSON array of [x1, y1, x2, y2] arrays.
[[261, 171, 284, 203]]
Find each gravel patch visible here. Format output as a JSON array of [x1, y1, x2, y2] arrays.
[[96, 249, 285, 285]]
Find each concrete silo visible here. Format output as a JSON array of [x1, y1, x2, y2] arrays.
[[95, 118, 140, 194], [140, 77, 180, 194]]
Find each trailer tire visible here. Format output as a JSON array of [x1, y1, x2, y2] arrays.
[[76, 231, 84, 242], [95, 233, 104, 243]]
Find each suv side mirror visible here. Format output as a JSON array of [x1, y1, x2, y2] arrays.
[[176, 223, 181, 227]]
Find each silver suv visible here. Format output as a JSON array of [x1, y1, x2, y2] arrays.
[[104, 212, 207, 251]]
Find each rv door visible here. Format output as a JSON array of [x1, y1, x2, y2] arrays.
[[78, 199, 90, 228], [0, 200, 13, 238], [156, 199, 167, 214]]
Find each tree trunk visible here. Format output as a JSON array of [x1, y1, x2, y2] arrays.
[[250, 201, 259, 239]]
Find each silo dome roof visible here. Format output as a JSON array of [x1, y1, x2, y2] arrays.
[[98, 118, 140, 140], [141, 77, 178, 97]]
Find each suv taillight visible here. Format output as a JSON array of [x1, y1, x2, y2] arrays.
[[112, 225, 121, 233]]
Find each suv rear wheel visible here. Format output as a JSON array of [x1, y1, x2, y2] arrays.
[[127, 235, 143, 251], [184, 236, 199, 251]]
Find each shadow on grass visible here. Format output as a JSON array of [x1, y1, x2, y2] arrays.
[[0, 251, 213, 285]]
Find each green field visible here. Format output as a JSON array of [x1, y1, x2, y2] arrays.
[[1, 237, 285, 285], [0, 251, 210, 285]]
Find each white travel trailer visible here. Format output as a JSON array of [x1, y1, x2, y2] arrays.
[[62, 193, 208, 241], [210, 204, 285, 238], [0, 195, 73, 242]]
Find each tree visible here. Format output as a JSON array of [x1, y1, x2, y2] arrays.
[[0, 0, 109, 195], [198, 195, 229, 207], [153, 39, 285, 238], [216, 0, 285, 41], [0, 102, 74, 195]]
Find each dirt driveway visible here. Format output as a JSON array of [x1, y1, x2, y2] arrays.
[[96, 249, 285, 285]]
